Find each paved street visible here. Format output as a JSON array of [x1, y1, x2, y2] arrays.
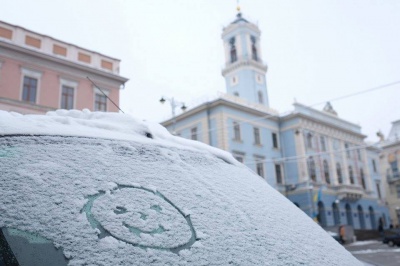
[[345, 240, 400, 266]]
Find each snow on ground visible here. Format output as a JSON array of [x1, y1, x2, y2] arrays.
[[348, 240, 382, 246], [0, 110, 362, 265], [352, 249, 400, 255]]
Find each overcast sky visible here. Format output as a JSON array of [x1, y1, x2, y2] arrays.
[[2, 0, 399, 141]]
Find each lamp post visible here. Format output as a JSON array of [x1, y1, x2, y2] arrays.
[[159, 96, 187, 134]]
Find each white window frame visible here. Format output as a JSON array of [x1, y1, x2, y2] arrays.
[[253, 127, 261, 145], [275, 163, 283, 184], [254, 156, 265, 178], [20, 67, 42, 104], [93, 86, 109, 112], [233, 121, 241, 141], [59, 78, 77, 110], [191, 127, 198, 140]]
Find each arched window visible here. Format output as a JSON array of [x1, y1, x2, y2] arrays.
[[349, 166, 354, 184], [251, 36, 258, 61], [308, 156, 316, 181], [360, 168, 366, 190], [229, 37, 237, 63], [369, 206, 376, 229], [336, 163, 343, 184], [358, 205, 366, 229], [345, 203, 353, 226], [257, 91, 263, 104], [332, 202, 341, 225], [323, 160, 330, 184]]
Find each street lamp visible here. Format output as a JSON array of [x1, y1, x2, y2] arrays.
[[159, 96, 187, 134]]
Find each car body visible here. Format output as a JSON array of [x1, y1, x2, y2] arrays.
[[0, 110, 362, 265], [382, 230, 400, 247]]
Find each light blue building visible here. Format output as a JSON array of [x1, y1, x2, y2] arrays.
[[161, 11, 390, 229]]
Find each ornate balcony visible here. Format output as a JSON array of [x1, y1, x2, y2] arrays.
[[330, 184, 364, 201]]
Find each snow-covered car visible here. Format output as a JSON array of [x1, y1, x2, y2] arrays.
[[0, 110, 361, 265]]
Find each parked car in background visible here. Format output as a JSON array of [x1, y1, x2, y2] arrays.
[[0, 110, 362, 265], [382, 230, 400, 247]]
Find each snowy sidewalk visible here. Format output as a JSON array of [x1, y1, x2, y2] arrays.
[[345, 240, 400, 266]]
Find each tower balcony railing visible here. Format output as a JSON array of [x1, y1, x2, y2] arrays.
[[222, 58, 268, 75]]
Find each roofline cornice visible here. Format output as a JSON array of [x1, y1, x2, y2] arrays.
[[281, 112, 367, 138], [0, 20, 121, 62], [0, 40, 129, 84], [161, 98, 279, 126]]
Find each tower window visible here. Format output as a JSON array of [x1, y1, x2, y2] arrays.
[[229, 37, 237, 63], [258, 91, 263, 104], [251, 36, 258, 61]]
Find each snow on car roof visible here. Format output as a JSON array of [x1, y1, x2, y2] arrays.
[[0, 109, 238, 166], [0, 110, 361, 265]]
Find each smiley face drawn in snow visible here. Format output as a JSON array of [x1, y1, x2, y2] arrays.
[[81, 185, 197, 253]]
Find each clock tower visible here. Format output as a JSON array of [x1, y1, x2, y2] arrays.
[[221, 11, 269, 107]]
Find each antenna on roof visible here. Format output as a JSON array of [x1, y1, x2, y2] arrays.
[[87, 76, 125, 114]]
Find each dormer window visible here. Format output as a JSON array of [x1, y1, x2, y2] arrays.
[[229, 37, 237, 63], [251, 36, 258, 61]]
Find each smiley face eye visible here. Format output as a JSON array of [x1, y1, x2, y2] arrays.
[[114, 206, 127, 215]]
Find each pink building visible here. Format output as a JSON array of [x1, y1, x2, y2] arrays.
[[0, 21, 128, 114]]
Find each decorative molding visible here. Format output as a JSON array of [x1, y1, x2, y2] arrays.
[[222, 59, 267, 76]]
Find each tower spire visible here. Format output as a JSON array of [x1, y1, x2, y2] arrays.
[[236, 0, 241, 14]]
